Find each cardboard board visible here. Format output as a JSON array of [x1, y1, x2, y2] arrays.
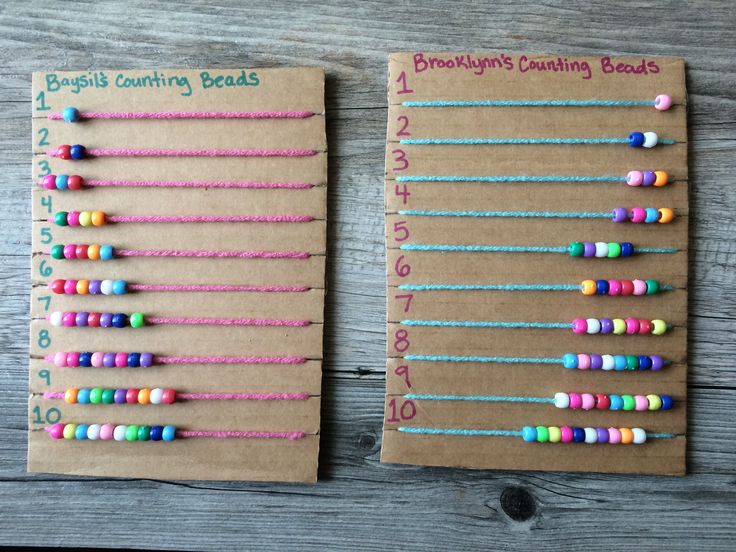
[[382, 52, 688, 475], [29, 68, 326, 482]]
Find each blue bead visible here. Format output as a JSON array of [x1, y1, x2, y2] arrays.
[[660, 395, 674, 410], [620, 242, 634, 257], [521, 426, 537, 442], [55, 174, 69, 190], [70, 144, 86, 160], [645, 207, 659, 223], [162, 425, 176, 441], [100, 245, 114, 260], [572, 427, 585, 442], [75, 424, 89, 440], [614, 355, 627, 370], [78, 352, 92, 367], [127, 352, 141, 367], [76, 388, 91, 404], [628, 132, 645, 147], [610, 394, 623, 410], [150, 426, 164, 441], [596, 279, 609, 295], [638, 355, 652, 370], [562, 353, 578, 369], [62, 107, 80, 123], [112, 279, 127, 295], [111, 313, 128, 328]]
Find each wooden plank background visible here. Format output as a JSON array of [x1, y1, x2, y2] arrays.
[[0, 0, 734, 549]]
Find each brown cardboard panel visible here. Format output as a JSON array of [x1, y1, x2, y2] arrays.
[[382, 53, 687, 475]]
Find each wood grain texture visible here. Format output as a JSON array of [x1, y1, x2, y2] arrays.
[[0, 0, 735, 549]]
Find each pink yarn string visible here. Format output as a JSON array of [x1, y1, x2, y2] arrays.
[[145, 317, 310, 327], [48, 148, 318, 158], [115, 249, 311, 259], [84, 180, 315, 189], [176, 392, 310, 400], [48, 111, 315, 120], [128, 284, 309, 293], [177, 430, 306, 440], [107, 215, 314, 223]]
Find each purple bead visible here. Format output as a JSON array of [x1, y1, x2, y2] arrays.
[[88, 280, 102, 295], [642, 170, 656, 186], [103, 352, 116, 367], [100, 312, 113, 327], [140, 352, 154, 367], [583, 242, 596, 257], [75, 312, 89, 326], [590, 354, 603, 370], [596, 428, 609, 443], [599, 318, 613, 334], [113, 388, 127, 404], [650, 355, 664, 371], [612, 207, 628, 223]]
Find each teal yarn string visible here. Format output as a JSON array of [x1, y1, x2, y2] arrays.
[[404, 354, 562, 364], [399, 138, 677, 145], [398, 210, 611, 219], [399, 244, 568, 253], [405, 394, 554, 404], [400, 320, 570, 329], [397, 427, 522, 437], [396, 175, 625, 183]]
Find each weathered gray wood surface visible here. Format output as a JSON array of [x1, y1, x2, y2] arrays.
[[1, 0, 735, 549]]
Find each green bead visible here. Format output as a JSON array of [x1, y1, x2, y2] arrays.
[[54, 212, 68, 226], [50, 244, 64, 259], [607, 242, 621, 258], [622, 395, 635, 410], [130, 312, 145, 328], [125, 425, 139, 441], [89, 387, 103, 404], [536, 425, 549, 443], [646, 279, 660, 295], [137, 426, 151, 441], [101, 388, 115, 404], [568, 242, 584, 257], [626, 355, 639, 370]]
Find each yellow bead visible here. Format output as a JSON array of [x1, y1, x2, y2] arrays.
[[647, 394, 663, 410], [548, 426, 561, 443], [652, 319, 668, 335], [76, 279, 89, 295], [63, 423, 77, 439], [138, 388, 151, 405], [658, 207, 674, 224], [64, 387, 79, 404], [79, 211, 92, 227], [87, 244, 100, 260], [620, 428, 634, 444], [91, 211, 106, 226], [580, 280, 597, 295], [612, 319, 626, 334], [654, 170, 669, 187]]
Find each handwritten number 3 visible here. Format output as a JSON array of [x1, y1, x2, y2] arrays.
[[392, 149, 408, 171]]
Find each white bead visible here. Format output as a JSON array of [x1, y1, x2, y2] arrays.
[[113, 425, 127, 441], [49, 311, 63, 326], [554, 392, 570, 409], [601, 355, 615, 370], [150, 388, 163, 405], [87, 424, 101, 440], [584, 427, 598, 443], [100, 279, 114, 295], [632, 428, 647, 444], [586, 318, 601, 334], [642, 131, 658, 148], [594, 242, 608, 257]]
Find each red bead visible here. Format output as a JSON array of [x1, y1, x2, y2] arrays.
[[75, 244, 88, 259], [67, 175, 84, 190], [161, 389, 176, 404], [87, 312, 101, 327], [63, 244, 77, 259], [56, 145, 72, 160], [595, 393, 611, 410], [639, 319, 653, 334], [50, 279, 65, 294], [126, 388, 139, 404], [620, 280, 634, 295]]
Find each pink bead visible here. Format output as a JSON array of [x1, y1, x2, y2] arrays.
[[639, 319, 652, 334], [632, 279, 647, 295], [42, 175, 57, 190], [66, 352, 80, 367], [100, 423, 115, 440], [63, 244, 77, 259], [626, 170, 643, 187], [581, 393, 595, 410], [634, 395, 649, 411], [62, 312, 76, 327], [568, 393, 583, 409], [577, 354, 591, 369], [572, 318, 587, 334], [91, 352, 104, 367], [63, 279, 77, 294], [608, 280, 622, 295], [629, 207, 646, 223], [608, 427, 622, 444], [47, 423, 65, 439], [126, 389, 139, 404], [655, 94, 672, 111], [53, 351, 67, 367], [625, 318, 640, 334], [115, 352, 128, 368], [560, 426, 573, 443], [67, 211, 80, 226]]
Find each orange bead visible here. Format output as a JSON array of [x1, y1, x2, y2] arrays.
[[658, 208, 674, 224], [580, 280, 597, 296], [87, 244, 100, 260], [91, 211, 106, 226], [620, 428, 634, 444], [137, 388, 151, 405], [75, 279, 89, 295], [64, 388, 79, 404], [653, 170, 669, 187]]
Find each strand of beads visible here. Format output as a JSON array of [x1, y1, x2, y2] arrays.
[[569, 241, 633, 258], [552, 392, 673, 411], [580, 279, 663, 296], [563, 353, 666, 371], [49, 279, 127, 296], [50, 351, 154, 368], [47, 422, 176, 441], [612, 207, 674, 223], [53, 211, 106, 227], [51, 388, 309, 404], [627, 170, 669, 187], [40, 174, 85, 190], [48, 311, 145, 328], [522, 425, 647, 444], [571, 317, 669, 335], [49, 243, 115, 261]]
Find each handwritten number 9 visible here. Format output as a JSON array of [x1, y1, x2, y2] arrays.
[[38, 369, 51, 385], [394, 365, 411, 388]]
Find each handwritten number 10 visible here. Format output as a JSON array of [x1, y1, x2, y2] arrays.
[[386, 398, 416, 422]]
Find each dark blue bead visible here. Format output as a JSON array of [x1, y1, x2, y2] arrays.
[[620, 242, 634, 257], [78, 352, 92, 367], [660, 395, 674, 410], [70, 144, 86, 159], [111, 313, 128, 328], [150, 426, 164, 441], [638, 356, 653, 370], [628, 132, 645, 147], [572, 427, 585, 442], [127, 352, 141, 367], [596, 279, 609, 295]]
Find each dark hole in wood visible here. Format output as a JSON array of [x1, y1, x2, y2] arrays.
[[358, 432, 376, 450], [500, 486, 536, 521]]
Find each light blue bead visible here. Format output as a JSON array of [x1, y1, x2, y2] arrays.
[[100, 245, 114, 260], [55, 174, 69, 190], [521, 426, 537, 442], [112, 280, 127, 295], [645, 207, 659, 223], [76, 388, 91, 404], [610, 394, 623, 410], [75, 424, 89, 440], [614, 355, 627, 370], [562, 353, 578, 369], [162, 425, 176, 441], [63, 107, 80, 122]]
